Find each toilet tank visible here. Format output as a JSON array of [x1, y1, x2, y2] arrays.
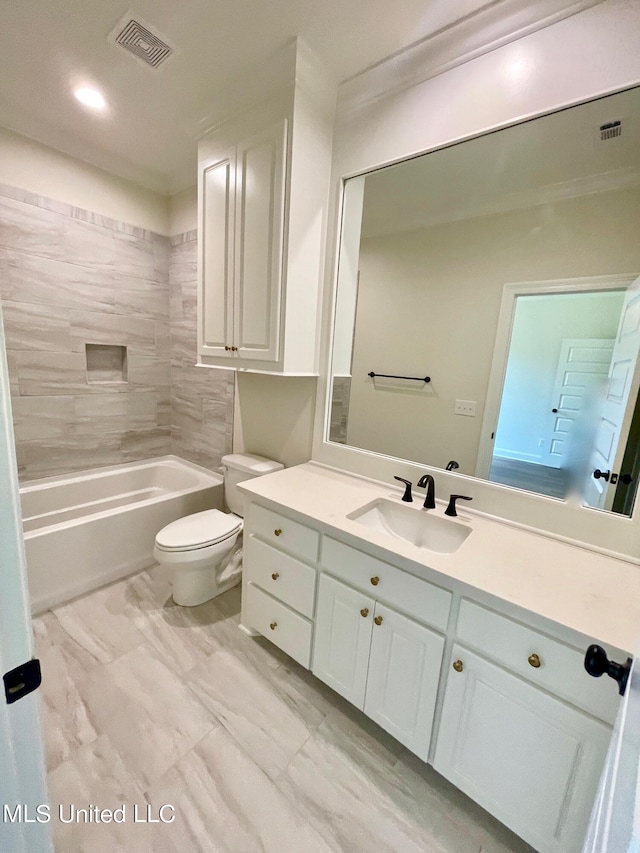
[[221, 454, 284, 516]]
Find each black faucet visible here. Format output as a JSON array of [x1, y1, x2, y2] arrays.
[[445, 494, 472, 516], [394, 476, 413, 502], [416, 474, 436, 509], [446, 460, 459, 471]]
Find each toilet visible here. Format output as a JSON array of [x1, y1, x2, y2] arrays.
[[153, 453, 283, 606]]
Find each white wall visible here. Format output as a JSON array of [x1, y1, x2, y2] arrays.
[[0, 126, 169, 235], [169, 186, 197, 236], [233, 373, 317, 467], [344, 187, 640, 473]]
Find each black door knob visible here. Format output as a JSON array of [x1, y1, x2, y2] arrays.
[[593, 469, 610, 481], [584, 644, 632, 696], [552, 408, 558, 413]]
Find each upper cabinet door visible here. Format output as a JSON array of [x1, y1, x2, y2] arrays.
[[234, 120, 287, 362], [198, 152, 236, 359]]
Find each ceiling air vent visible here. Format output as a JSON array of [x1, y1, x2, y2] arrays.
[[600, 120, 622, 141], [111, 17, 174, 68]]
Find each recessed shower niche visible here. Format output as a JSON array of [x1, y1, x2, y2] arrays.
[[85, 344, 128, 384]]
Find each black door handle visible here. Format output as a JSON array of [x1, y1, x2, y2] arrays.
[[552, 408, 558, 413], [593, 469, 610, 481], [584, 644, 632, 696]]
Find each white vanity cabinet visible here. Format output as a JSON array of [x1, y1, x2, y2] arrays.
[[240, 494, 619, 853], [313, 572, 445, 761], [197, 45, 335, 374]]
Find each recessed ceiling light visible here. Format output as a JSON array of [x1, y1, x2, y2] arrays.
[[74, 86, 107, 110]]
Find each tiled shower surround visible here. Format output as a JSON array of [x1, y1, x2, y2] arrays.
[[0, 184, 233, 480]]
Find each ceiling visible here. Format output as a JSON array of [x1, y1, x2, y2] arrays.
[[0, 0, 605, 195]]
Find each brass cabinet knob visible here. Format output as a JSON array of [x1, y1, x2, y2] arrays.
[[230, 346, 238, 352], [360, 608, 369, 618], [271, 572, 279, 581], [370, 576, 380, 586], [374, 615, 383, 626], [269, 622, 277, 631], [452, 659, 464, 672], [528, 653, 542, 668], [274, 528, 282, 536], [224, 345, 230, 351]]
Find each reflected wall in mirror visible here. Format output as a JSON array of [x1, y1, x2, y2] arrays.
[[328, 86, 640, 516]]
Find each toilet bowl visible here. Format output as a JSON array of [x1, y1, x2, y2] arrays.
[[153, 453, 283, 606]]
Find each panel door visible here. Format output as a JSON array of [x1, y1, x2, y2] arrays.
[[312, 574, 374, 708], [584, 274, 640, 509], [234, 119, 287, 362], [433, 646, 610, 853], [364, 603, 444, 762], [198, 150, 236, 359]]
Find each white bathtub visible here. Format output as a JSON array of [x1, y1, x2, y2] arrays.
[[20, 455, 223, 614]]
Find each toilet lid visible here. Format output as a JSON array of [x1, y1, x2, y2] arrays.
[[155, 509, 242, 551]]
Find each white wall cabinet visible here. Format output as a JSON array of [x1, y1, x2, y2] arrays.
[[433, 646, 611, 853], [197, 43, 336, 374], [313, 572, 444, 761], [240, 497, 618, 853], [199, 121, 286, 364]]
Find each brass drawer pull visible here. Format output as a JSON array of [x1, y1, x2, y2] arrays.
[[360, 608, 369, 618], [528, 653, 541, 668], [374, 615, 383, 626], [269, 622, 277, 631], [274, 528, 282, 536], [271, 572, 280, 581], [370, 576, 380, 586], [453, 660, 464, 672]]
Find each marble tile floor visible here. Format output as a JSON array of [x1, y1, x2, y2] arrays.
[[33, 565, 535, 853]]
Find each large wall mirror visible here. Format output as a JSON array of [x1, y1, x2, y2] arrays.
[[327, 86, 640, 517]]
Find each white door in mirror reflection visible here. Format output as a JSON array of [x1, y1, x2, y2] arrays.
[[582, 275, 640, 510], [545, 340, 613, 470]]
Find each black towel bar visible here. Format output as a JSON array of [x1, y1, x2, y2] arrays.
[[368, 371, 431, 383]]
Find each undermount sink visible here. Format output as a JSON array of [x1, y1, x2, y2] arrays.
[[347, 498, 471, 555]]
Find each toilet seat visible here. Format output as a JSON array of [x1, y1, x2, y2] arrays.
[[155, 509, 242, 553]]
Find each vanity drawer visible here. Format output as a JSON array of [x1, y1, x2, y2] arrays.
[[248, 503, 319, 564], [245, 535, 316, 618], [321, 537, 451, 632], [244, 582, 313, 668], [456, 599, 619, 724]]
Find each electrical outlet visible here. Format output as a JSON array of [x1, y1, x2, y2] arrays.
[[454, 399, 476, 416]]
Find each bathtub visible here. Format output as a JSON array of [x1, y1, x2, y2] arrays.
[[20, 455, 223, 614]]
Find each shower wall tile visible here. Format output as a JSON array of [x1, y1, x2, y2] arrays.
[[15, 351, 89, 395], [169, 234, 234, 471], [1, 300, 71, 352], [69, 311, 157, 356], [2, 187, 236, 481], [12, 396, 75, 441], [0, 187, 173, 480]]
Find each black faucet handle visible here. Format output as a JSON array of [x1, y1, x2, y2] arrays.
[[445, 494, 472, 516], [394, 476, 413, 502]]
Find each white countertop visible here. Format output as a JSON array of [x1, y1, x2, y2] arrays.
[[240, 462, 640, 655]]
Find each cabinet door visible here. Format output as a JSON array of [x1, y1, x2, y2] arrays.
[[198, 151, 236, 358], [312, 574, 374, 708], [364, 604, 444, 762], [234, 119, 287, 362], [433, 646, 610, 853]]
